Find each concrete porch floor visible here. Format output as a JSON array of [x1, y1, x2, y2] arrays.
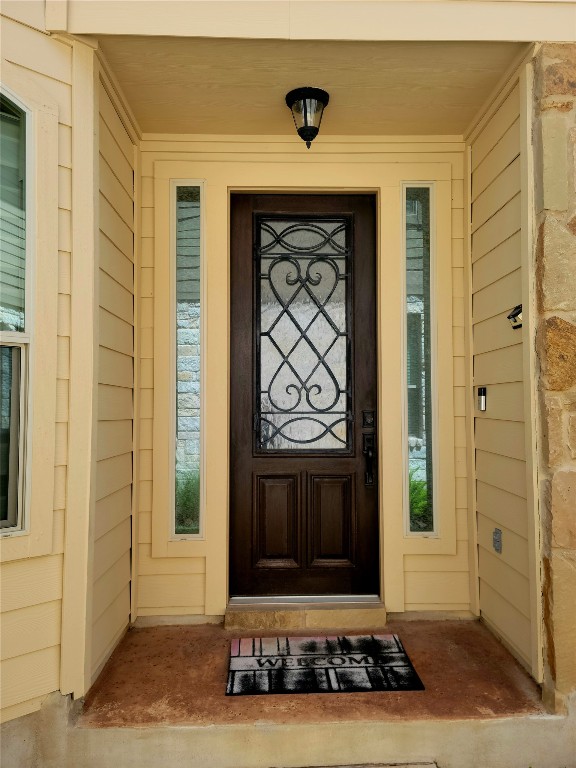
[[3, 619, 576, 768], [81, 619, 544, 727]]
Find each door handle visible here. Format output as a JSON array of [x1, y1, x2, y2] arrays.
[[362, 434, 376, 486]]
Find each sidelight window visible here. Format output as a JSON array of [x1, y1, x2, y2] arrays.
[[1, 93, 28, 533], [405, 187, 434, 533], [174, 185, 202, 535]]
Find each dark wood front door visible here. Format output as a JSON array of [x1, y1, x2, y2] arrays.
[[230, 194, 379, 597]]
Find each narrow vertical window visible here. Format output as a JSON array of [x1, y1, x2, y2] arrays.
[[1, 93, 27, 532], [174, 186, 201, 535], [405, 187, 434, 533]]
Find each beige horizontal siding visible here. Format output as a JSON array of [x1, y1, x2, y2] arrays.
[[0, 602, 61, 662], [472, 231, 521, 293], [97, 420, 133, 461], [98, 118, 133, 196], [100, 194, 133, 259], [0, 646, 61, 712], [94, 486, 132, 541], [0, 21, 73, 723], [93, 518, 131, 583], [472, 118, 520, 198], [475, 419, 526, 461], [99, 157, 134, 228], [471, 156, 521, 232], [138, 137, 468, 615], [0, 555, 63, 614], [99, 347, 133, 388], [404, 541, 469, 572], [404, 572, 470, 605], [471, 84, 520, 171], [471, 194, 521, 263], [138, 511, 152, 543], [95, 454, 132, 502], [91, 78, 134, 679], [475, 382, 524, 422], [99, 308, 133, 358], [138, 574, 206, 609], [473, 312, 521, 355], [476, 482, 529, 539], [474, 344, 523, 384], [477, 514, 529, 577], [475, 451, 527, 499], [99, 272, 134, 326], [138, 547, 205, 576], [471, 82, 530, 668], [472, 268, 522, 324], [91, 587, 130, 678], [478, 547, 530, 619], [55, 422, 68, 466], [98, 384, 133, 422], [52, 509, 65, 554], [92, 551, 131, 623], [100, 233, 134, 290], [480, 582, 531, 662], [1, 17, 71, 82]]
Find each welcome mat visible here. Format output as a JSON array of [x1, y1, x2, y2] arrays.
[[226, 634, 424, 695]]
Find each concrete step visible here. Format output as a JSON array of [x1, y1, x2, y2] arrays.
[[2, 692, 575, 768], [224, 601, 388, 631]]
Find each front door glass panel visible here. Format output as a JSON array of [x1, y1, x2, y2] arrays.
[[256, 217, 351, 452]]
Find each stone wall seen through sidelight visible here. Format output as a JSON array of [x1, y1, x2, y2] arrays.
[[176, 301, 200, 473]]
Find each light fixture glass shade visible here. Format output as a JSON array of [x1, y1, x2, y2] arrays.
[[285, 87, 329, 148]]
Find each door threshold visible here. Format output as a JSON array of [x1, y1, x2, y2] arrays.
[[225, 596, 387, 631], [229, 595, 381, 605]]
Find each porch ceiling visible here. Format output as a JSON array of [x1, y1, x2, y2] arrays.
[[97, 37, 526, 136]]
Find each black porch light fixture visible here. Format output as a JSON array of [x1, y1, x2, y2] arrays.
[[285, 87, 330, 149]]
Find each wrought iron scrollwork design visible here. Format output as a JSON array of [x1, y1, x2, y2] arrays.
[[255, 217, 352, 451]]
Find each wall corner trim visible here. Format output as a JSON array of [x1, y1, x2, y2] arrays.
[[60, 40, 98, 699]]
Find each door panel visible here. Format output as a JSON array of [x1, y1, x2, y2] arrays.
[[230, 193, 378, 597], [253, 474, 300, 568], [308, 473, 355, 567]]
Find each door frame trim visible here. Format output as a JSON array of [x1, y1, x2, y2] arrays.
[[228, 192, 380, 598], [150, 154, 459, 618]]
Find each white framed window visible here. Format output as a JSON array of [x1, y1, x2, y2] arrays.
[[171, 181, 205, 539], [1, 90, 33, 535], [0, 73, 58, 562], [403, 184, 438, 536]]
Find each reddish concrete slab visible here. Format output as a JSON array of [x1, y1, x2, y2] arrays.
[[80, 619, 543, 728]]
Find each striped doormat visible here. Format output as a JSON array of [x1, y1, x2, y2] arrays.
[[226, 634, 424, 695]]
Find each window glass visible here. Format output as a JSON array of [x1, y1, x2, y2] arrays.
[[175, 186, 201, 535], [406, 188, 434, 532], [0, 95, 26, 333], [256, 217, 350, 452], [0, 346, 21, 528], [0, 93, 27, 534]]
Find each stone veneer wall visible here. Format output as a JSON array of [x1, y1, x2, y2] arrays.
[[533, 43, 576, 712]]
